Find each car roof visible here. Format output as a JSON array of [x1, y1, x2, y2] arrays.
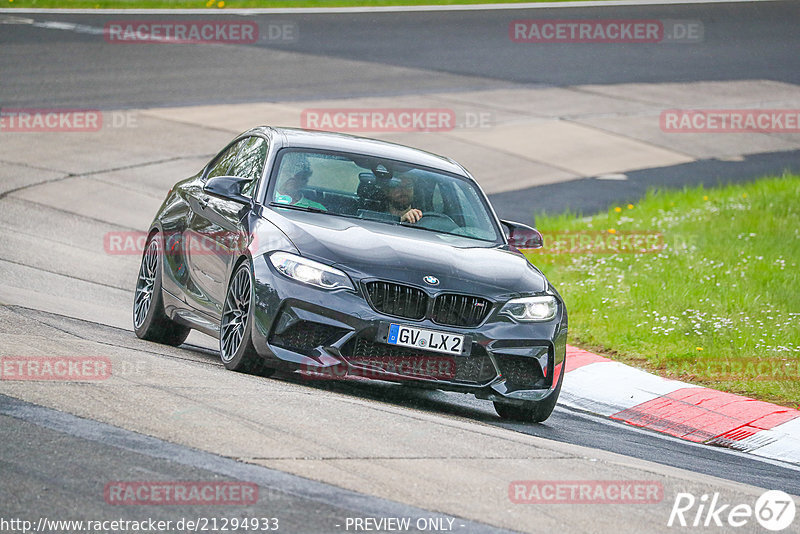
[[248, 126, 470, 178]]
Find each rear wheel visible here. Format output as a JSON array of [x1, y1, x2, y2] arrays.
[[133, 236, 190, 346], [219, 261, 274, 376], [493, 365, 564, 423]]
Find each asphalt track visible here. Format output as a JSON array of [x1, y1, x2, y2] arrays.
[[2, 1, 800, 108], [2, 1, 799, 221], [0, 394, 512, 534], [1, 1, 800, 532]]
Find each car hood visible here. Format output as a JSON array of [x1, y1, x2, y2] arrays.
[[265, 208, 547, 297]]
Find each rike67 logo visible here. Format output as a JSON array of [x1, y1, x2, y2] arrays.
[[668, 490, 796, 531]]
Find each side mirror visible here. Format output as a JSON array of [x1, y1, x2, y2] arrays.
[[501, 220, 543, 250], [204, 175, 251, 204]]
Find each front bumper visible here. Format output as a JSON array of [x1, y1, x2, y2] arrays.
[[250, 255, 567, 403]]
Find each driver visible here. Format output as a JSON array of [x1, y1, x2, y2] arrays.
[[386, 175, 422, 223]]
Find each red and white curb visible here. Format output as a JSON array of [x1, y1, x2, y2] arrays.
[[560, 346, 800, 465]]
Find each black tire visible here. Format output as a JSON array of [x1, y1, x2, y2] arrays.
[[219, 261, 274, 376], [133, 235, 191, 346], [493, 364, 564, 423]]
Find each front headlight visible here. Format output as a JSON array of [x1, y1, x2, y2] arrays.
[[500, 296, 557, 322], [269, 252, 354, 291]]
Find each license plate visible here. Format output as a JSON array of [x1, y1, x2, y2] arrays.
[[387, 324, 466, 355]]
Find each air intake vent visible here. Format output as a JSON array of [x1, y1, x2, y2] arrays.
[[365, 281, 427, 320], [348, 338, 496, 385], [270, 320, 347, 354], [494, 354, 547, 388], [431, 294, 491, 327]]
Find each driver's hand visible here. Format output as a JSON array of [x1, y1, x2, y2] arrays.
[[400, 208, 423, 224]]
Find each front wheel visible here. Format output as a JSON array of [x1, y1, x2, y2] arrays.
[[493, 365, 564, 423], [133, 235, 191, 346], [219, 261, 274, 376]]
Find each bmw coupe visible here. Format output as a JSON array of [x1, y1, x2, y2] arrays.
[[134, 127, 567, 422]]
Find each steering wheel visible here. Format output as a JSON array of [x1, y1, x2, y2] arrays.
[[415, 212, 458, 232]]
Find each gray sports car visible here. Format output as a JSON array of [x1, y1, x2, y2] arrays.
[[134, 127, 567, 422]]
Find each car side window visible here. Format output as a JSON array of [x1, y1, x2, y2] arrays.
[[229, 137, 268, 198], [206, 140, 246, 180]]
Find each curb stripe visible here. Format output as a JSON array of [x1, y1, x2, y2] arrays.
[[565, 345, 609, 371], [741, 418, 800, 464], [562, 345, 800, 464], [610, 387, 799, 443], [560, 356, 693, 416]]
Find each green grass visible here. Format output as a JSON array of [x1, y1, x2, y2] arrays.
[[525, 175, 800, 407], [3, 0, 604, 8]]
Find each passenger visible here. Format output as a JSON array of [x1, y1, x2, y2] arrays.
[[274, 162, 327, 211], [386, 176, 422, 223]]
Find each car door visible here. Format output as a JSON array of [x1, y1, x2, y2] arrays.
[[181, 138, 245, 317], [184, 136, 268, 319]]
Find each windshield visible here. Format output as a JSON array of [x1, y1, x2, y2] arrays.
[[268, 148, 501, 242]]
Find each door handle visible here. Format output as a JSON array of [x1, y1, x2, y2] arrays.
[[198, 196, 209, 209]]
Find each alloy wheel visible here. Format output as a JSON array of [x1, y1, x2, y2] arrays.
[[220, 266, 252, 363], [133, 239, 159, 329]]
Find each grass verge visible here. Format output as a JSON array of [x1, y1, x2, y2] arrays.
[[525, 174, 800, 407]]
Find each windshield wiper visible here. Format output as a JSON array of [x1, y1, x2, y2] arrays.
[[269, 203, 363, 222], [269, 203, 327, 214], [398, 221, 497, 243]]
